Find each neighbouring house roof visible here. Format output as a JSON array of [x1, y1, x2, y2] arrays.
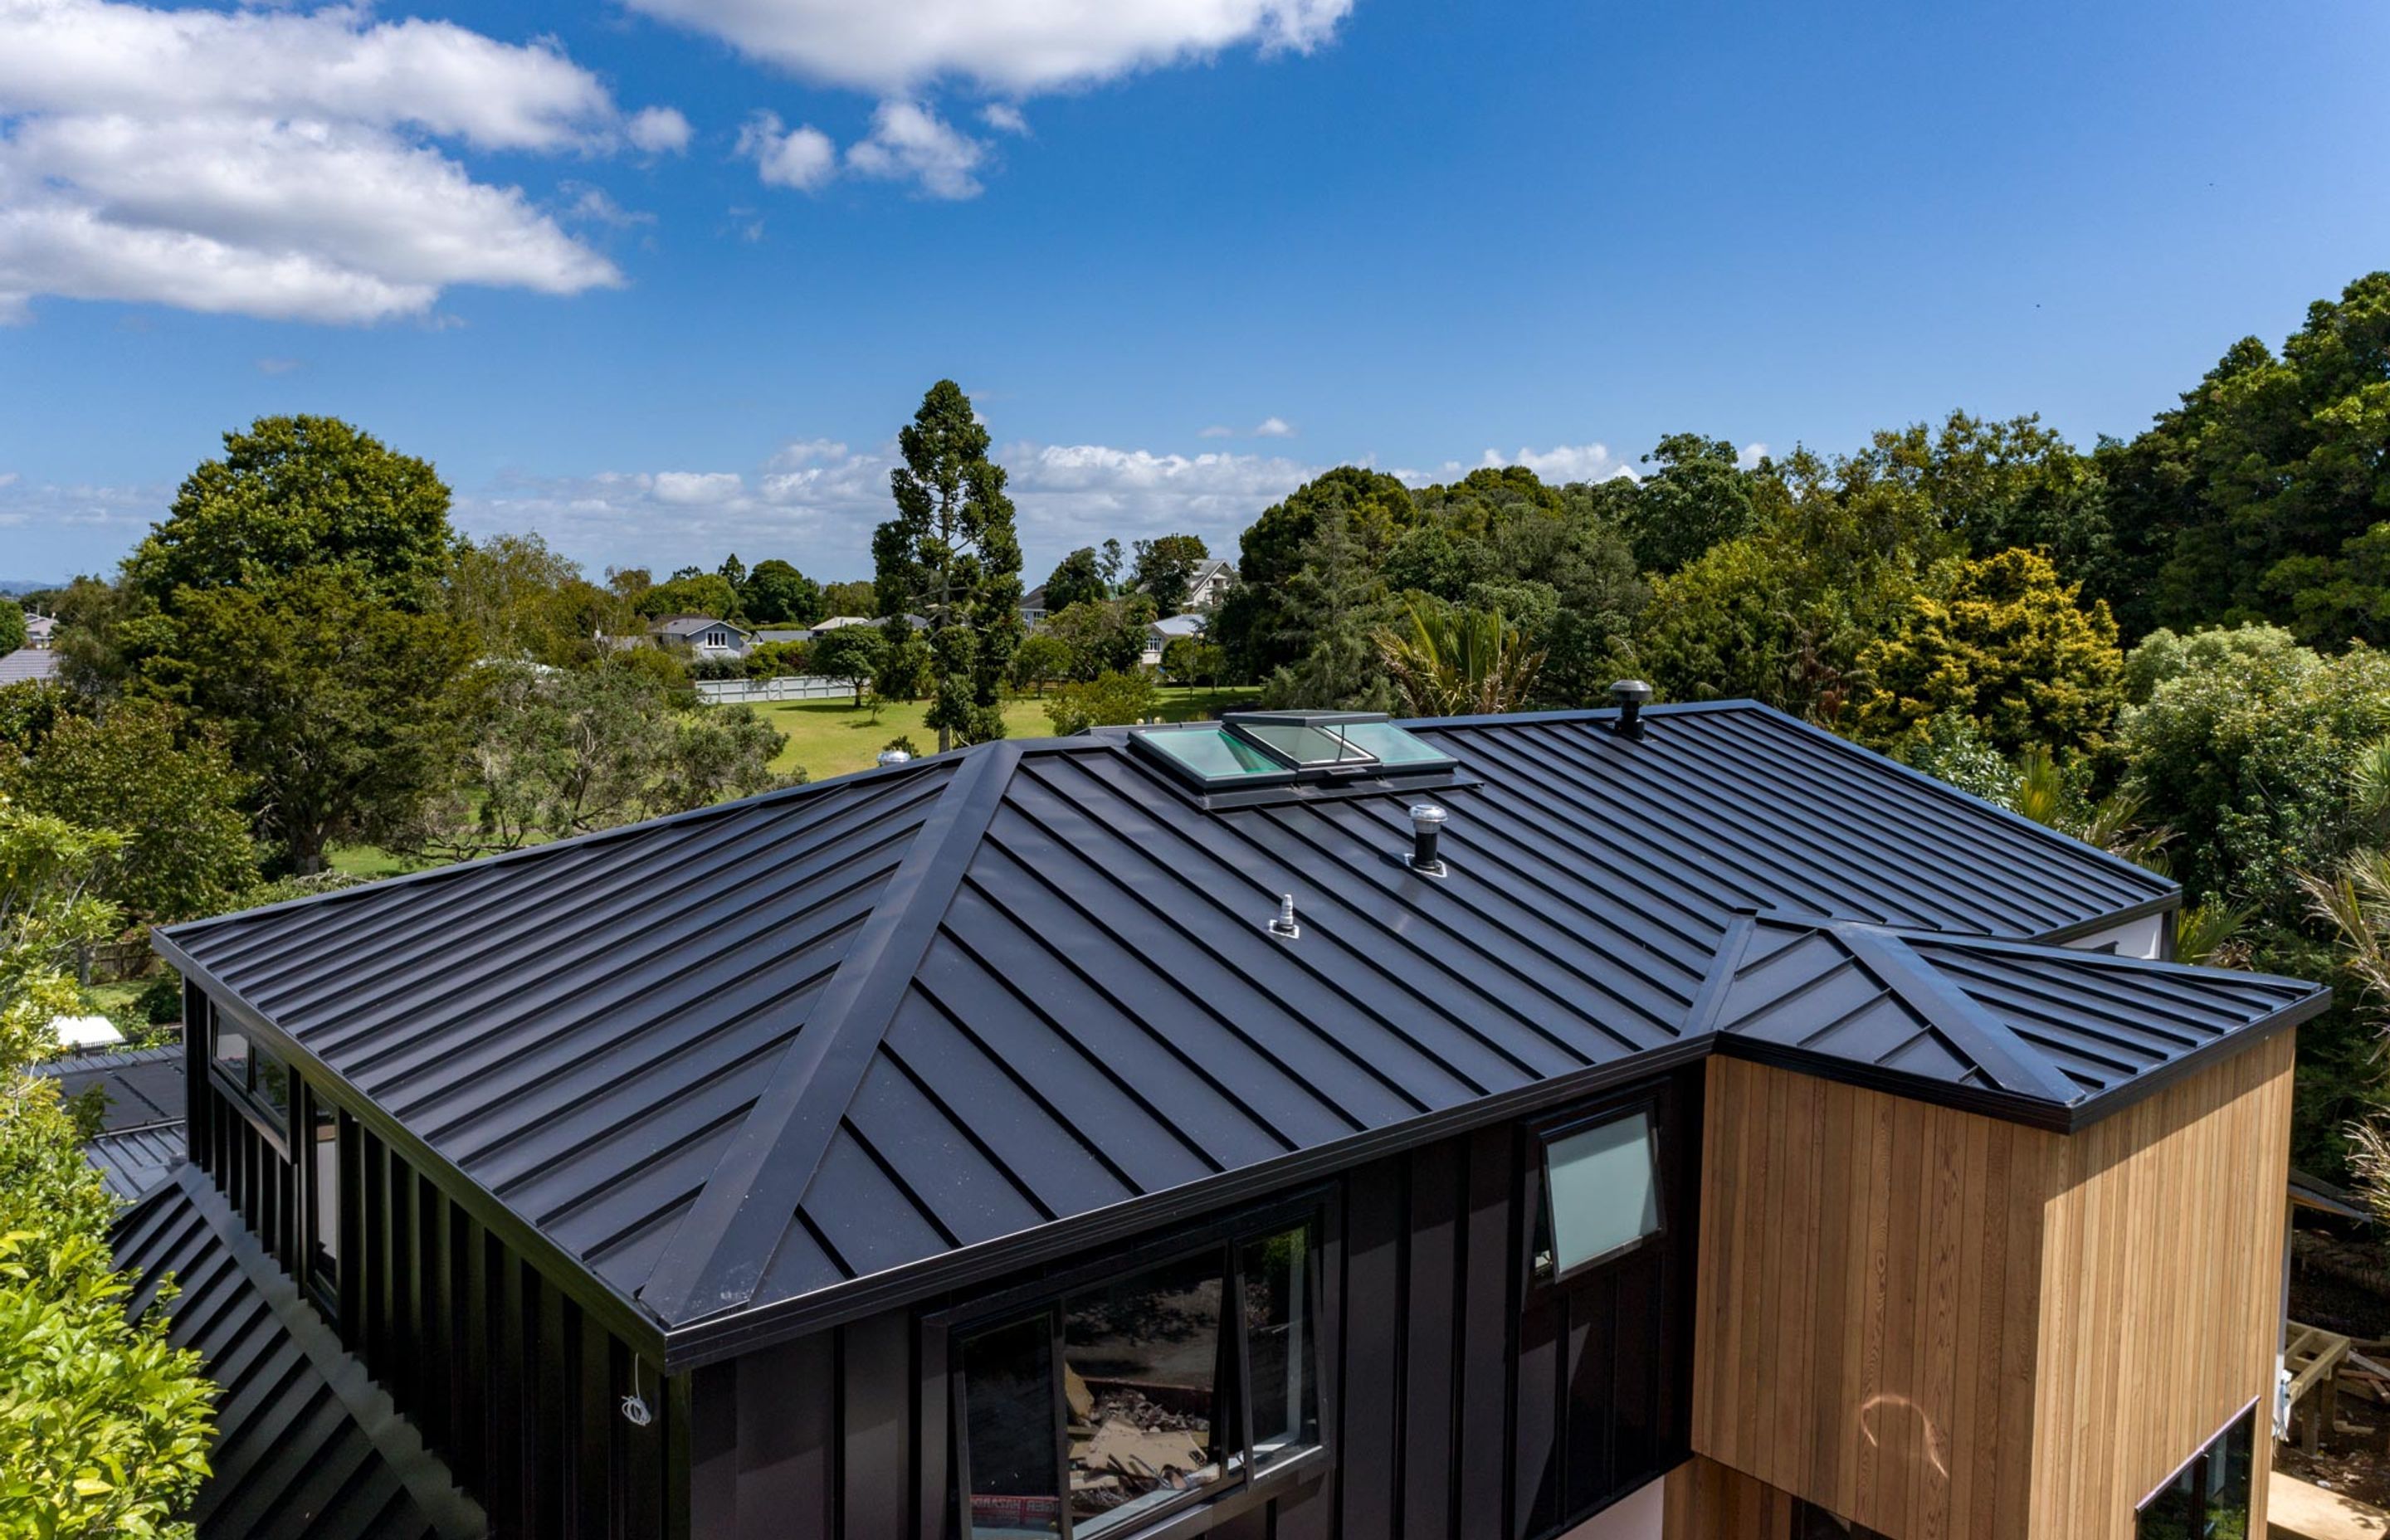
[[1020, 584, 1048, 610], [154, 701, 2318, 1364], [114, 1167, 488, 1539], [1190, 558, 1234, 586], [648, 615, 747, 641], [1149, 612, 1207, 640], [0, 646, 60, 684], [34, 1043, 188, 1199], [24, 613, 55, 646], [1691, 913, 2324, 1128], [752, 627, 812, 644]]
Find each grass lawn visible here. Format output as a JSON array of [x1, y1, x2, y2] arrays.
[[755, 685, 1261, 782], [327, 844, 443, 880]]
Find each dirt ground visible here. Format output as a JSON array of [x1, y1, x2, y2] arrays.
[[2285, 1231, 2390, 1509]]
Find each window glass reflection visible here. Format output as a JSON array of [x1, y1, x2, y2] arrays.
[[1238, 1228, 1315, 1465], [1064, 1251, 1226, 1536], [962, 1317, 1062, 1538]]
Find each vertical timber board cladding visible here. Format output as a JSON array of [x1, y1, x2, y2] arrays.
[[2025, 1029, 2295, 1540], [1691, 1056, 2052, 1540], [1689, 1036, 2297, 1540]]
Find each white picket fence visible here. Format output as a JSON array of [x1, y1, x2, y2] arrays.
[[695, 675, 856, 705]]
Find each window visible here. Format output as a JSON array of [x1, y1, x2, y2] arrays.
[[2136, 1406, 2255, 1540], [1532, 1108, 1663, 1284], [956, 1219, 1321, 1539], [307, 1093, 341, 1309], [209, 1006, 294, 1140]]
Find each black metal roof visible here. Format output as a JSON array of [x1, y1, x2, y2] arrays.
[[114, 1166, 487, 1539], [34, 1043, 185, 1130], [1690, 914, 2327, 1129], [154, 701, 2319, 1365]]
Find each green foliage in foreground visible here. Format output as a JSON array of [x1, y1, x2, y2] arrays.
[[0, 802, 214, 1538]]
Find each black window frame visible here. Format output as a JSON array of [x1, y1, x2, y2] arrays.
[[939, 1194, 1332, 1540], [303, 1084, 345, 1319], [207, 1005, 293, 1153], [2134, 1400, 2258, 1539], [1525, 1094, 1668, 1291]]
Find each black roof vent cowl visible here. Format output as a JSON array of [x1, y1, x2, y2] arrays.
[[1407, 803, 1448, 877], [1609, 680, 1653, 739]]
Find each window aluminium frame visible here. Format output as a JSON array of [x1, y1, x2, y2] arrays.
[[302, 1084, 347, 1320], [1524, 1092, 1668, 1291], [941, 1196, 1332, 1540], [207, 999, 293, 1153]]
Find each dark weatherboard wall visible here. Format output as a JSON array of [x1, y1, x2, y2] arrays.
[[687, 1065, 1702, 1540]]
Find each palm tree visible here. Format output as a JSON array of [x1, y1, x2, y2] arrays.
[[1373, 599, 1547, 718], [2011, 747, 2174, 870], [2301, 852, 2390, 1224]]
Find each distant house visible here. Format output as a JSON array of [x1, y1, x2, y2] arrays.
[[1142, 610, 1207, 667], [23, 612, 56, 648], [0, 646, 59, 685], [752, 627, 814, 646], [1186, 557, 1236, 610], [813, 614, 928, 633], [648, 615, 751, 660], [1019, 583, 1049, 625]]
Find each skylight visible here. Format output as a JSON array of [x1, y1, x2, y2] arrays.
[[1128, 712, 1456, 792]]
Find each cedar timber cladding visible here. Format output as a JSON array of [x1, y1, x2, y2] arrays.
[[1689, 1030, 2298, 1540]]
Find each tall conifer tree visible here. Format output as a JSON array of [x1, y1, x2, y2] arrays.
[[873, 381, 1024, 751]]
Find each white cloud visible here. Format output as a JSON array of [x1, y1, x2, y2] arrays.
[[563, 183, 654, 227], [0, 0, 678, 321], [736, 110, 837, 191], [980, 102, 1029, 135], [1738, 441, 1769, 469], [626, 105, 693, 154], [456, 435, 1317, 578], [1198, 425, 1235, 438], [1252, 415, 1295, 438], [622, 0, 1353, 97], [845, 100, 986, 199], [1400, 441, 1640, 487]]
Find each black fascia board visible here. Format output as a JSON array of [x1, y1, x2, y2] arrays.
[[149, 927, 674, 1361]]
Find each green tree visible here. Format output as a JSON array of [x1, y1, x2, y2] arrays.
[[2106, 273, 2390, 643], [2118, 622, 2305, 704], [1259, 507, 1396, 712], [819, 578, 878, 617], [0, 599, 24, 654], [739, 559, 822, 626], [1097, 539, 1125, 593], [1044, 599, 1152, 682], [1216, 467, 1414, 680], [810, 626, 885, 707], [634, 572, 742, 622], [1008, 631, 1072, 695], [1624, 433, 1758, 573], [0, 802, 215, 1536], [874, 381, 1025, 751], [2, 699, 256, 927], [2119, 637, 2390, 915], [1129, 534, 1209, 616], [875, 623, 935, 700], [129, 416, 453, 612], [1374, 599, 1547, 718], [1852, 548, 2124, 755], [143, 570, 473, 874], [1041, 548, 1109, 615], [1045, 671, 1157, 735], [446, 532, 588, 663]]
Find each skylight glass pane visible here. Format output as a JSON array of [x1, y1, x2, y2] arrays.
[[1544, 1112, 1660, 1274], [1227, 718, 1377, 768], [1332, 721, 1456, 768], [1134, 727, 1290, 784]]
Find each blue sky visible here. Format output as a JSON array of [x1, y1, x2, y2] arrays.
[[2, 0, 2387, 586]]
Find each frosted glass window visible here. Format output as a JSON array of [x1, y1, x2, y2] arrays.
[[1544, 1112, 1661, 1276]]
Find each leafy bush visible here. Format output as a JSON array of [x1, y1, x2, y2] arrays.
[[1046, 672, 1157, 736]]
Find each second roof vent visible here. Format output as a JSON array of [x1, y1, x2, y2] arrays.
[[1608, 680, 1653, 739]]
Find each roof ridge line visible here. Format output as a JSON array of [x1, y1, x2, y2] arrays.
[[1827, 920, 2084, 1104], [638, 739, 1024, 1325]]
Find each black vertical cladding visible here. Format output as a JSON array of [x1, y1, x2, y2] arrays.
[[686, 1065, 1699, 1539]]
